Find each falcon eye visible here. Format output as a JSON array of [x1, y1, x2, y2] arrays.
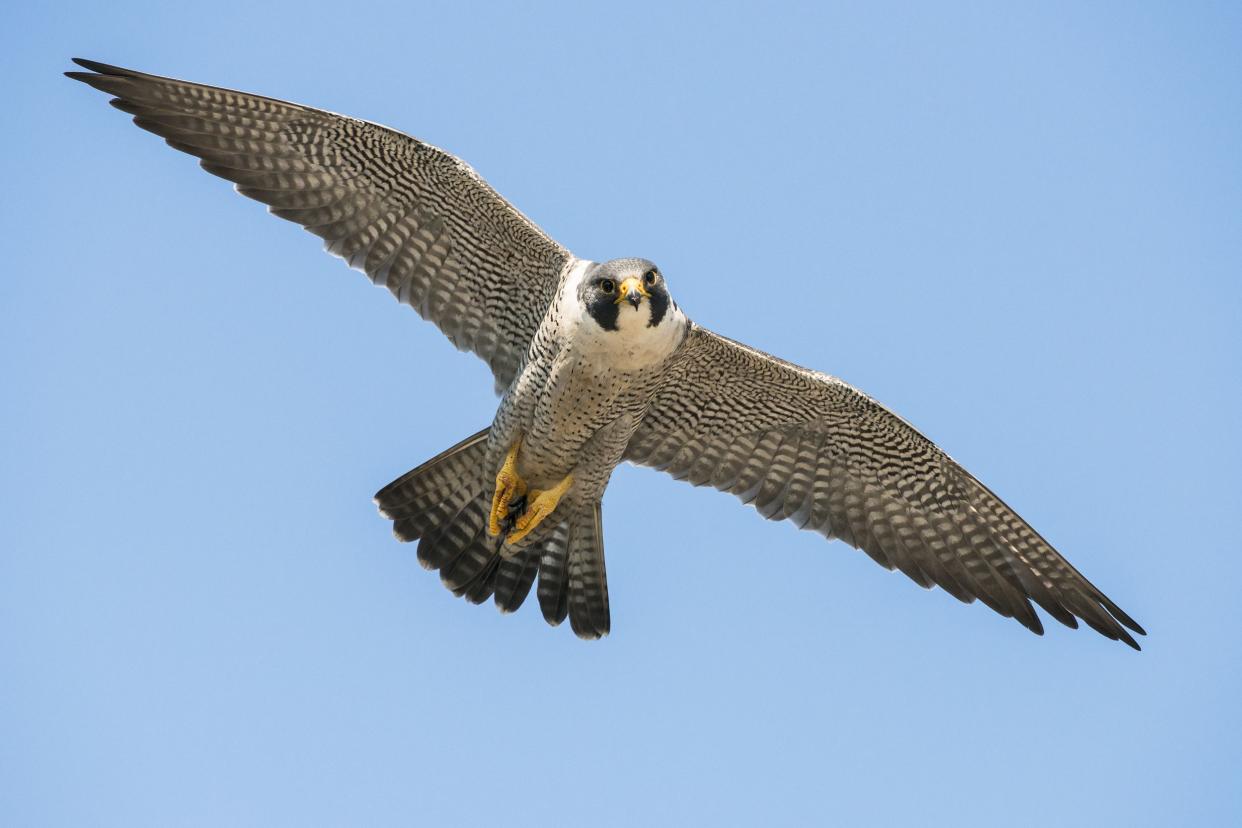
[[600, 279, 616, 294], [643, 270, 658, 286]]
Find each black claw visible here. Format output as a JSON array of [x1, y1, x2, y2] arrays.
[[499, 493, 528, 536]]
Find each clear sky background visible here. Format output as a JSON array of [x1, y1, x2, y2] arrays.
[[3, 2, 1240, 826]]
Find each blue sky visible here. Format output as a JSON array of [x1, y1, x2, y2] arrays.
[[4, 2, 1240, 825]]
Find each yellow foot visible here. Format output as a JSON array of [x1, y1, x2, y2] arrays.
[[488, 439, 527, 536], [507, 474, 574, 545]]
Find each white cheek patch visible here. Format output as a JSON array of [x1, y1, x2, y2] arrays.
[[556, 257, 596, 337], [559, 258, 592, 307]]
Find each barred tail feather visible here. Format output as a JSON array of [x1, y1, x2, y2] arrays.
[[374, 427, 500, 585], [374, 429, 490, 530], [568, 504, 610, 639], [494, 548, 540, 614], [533, 504, 609, 639], [536, 518, 573, 626]]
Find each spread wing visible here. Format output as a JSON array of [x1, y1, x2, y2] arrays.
[[627, 326, 1145, 648], [66, 58, 571, 389]]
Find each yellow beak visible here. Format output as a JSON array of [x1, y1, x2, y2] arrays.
[[615, 276, 650, 309]]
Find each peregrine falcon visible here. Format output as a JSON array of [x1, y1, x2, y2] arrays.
[[67, 59, 1145, 647]]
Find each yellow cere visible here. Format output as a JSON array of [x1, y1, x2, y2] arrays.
[[614, 276, 650, 304]]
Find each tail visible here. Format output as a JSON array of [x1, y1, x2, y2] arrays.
[[530, 502, 610, 639], [373, 430, 611, 639]]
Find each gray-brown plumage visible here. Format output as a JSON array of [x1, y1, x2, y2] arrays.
[[68, 58, 1144, 647], [628, 329, 1144, 647]]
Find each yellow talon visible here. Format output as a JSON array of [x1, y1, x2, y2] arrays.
[[507, 473, 574, 545], [488, 439, 527, 536]]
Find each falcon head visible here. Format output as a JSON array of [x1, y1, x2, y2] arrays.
[[579, 258, 673, 333]]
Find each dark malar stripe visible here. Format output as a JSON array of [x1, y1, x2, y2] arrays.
[[647, 288, 669, 327]]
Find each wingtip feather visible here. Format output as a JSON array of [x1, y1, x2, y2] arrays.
[[64, 70, 112, 90], [70, 57, 134, 76]]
